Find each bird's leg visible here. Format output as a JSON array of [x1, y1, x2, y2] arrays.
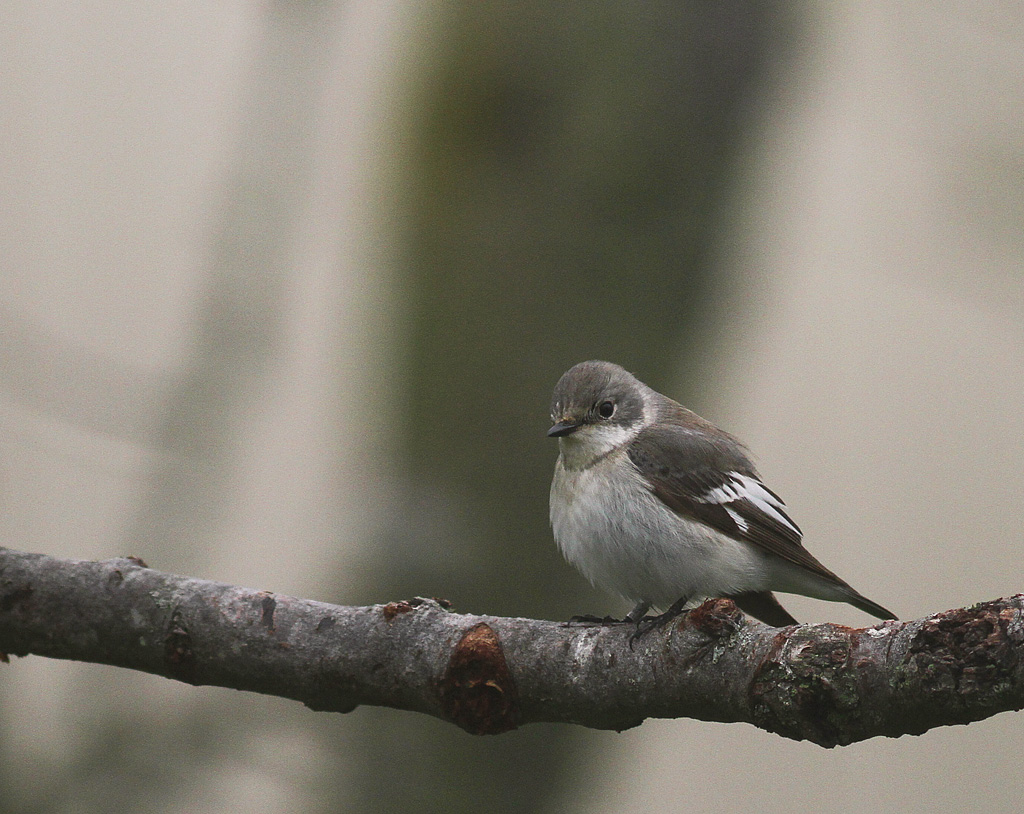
[[629, 596, 690, 648], [624, 601, 651, 624]]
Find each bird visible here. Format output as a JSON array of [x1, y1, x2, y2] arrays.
[[547, 359, 896, 630]]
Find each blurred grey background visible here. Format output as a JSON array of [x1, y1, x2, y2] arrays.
[[2, 2, 1022, 812]]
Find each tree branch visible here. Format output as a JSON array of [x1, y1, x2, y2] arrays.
[[0, 547, 1021, 746]]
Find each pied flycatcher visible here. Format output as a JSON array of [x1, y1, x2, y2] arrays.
[[548, 360, 896, 628]]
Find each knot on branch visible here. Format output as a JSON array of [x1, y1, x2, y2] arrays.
[[164, 609, 197, 685], [686, 598, 744, 638], [440, 622, 520, 735]]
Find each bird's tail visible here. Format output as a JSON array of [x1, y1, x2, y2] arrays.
[[729, 591, 799, 627], [845, 589, 897, 621]]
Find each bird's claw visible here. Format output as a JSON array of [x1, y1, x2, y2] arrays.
[[628, 615, 668, 649]]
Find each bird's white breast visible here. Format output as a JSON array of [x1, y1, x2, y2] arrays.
[[549, 450, 768, 609]]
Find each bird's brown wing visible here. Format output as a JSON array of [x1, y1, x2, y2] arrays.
[[626, 424, 845, 585]]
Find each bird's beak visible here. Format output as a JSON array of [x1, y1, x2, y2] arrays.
[[547, 420, 583, 437]]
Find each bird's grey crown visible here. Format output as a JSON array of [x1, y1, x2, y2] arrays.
[[549, 360, 647, 428]]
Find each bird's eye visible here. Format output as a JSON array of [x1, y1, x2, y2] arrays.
[[597, 400, 615, 419]]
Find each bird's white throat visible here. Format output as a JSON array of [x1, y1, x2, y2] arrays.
[[557, 423, 642, 470]]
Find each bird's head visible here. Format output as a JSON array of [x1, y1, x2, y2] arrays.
[[548, 360, 650, 467]]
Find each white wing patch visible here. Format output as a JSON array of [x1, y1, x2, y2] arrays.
[[699, 472, 800, 539], [724, 507, 749, 533]]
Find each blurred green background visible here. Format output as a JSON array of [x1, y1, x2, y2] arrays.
[[349, 4, 779, 812]]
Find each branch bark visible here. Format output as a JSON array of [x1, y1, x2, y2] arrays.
[[0, 547, 1021, 746]]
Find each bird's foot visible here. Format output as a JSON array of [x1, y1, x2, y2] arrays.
[[628, 597, 691, 650]]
